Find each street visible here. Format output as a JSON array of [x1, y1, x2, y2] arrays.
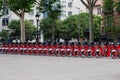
[[0, 54, 120, 80]]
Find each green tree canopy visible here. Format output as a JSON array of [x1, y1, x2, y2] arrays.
[[0, 30, 9, 42], [8, 20, 36, 40], [103, 0, 113, 14], [61, 13, 101, 41], [40, 17, 53, 40], [3, 0, 36, 42], [81, 0, 98, 43], [40, 13, 101, 42], [115, 0, 120, 14], [0, 0, 4, 17], [38, 0, 61, 42]]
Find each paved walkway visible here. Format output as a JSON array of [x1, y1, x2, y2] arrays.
[[0, 54, 120, 80]]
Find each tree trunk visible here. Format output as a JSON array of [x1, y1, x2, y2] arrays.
[[57, 32, 60, 42], [52, 19, 55, 42], [89, 6, 94, 43], [20, 14, 25, 42]]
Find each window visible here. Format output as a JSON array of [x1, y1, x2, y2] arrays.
[[2, 18, 9, 26], [62, 11, 66, 17], [3, 7, 9, 15], [97, 6, 102, 15], [52, 5, 58, 10], [29, 20, 34, 24], [45, 0, 49, 4], [68, 11, 72, 16], [43, 12, 48, 18], [68, 2, 73, 8], [29, 10, 34, 15], [62, 1, 66, 7]]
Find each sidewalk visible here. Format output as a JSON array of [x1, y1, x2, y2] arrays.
[[0, 54, 120, 80]]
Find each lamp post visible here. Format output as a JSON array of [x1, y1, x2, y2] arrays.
[[35, 12, 40, 43], [75, 7, 80, 43]]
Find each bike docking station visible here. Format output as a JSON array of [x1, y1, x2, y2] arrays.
[[0, 42, 120, 59]]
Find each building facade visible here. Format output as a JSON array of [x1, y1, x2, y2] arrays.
[[60, 0, 86, 20], [0, 6, 44, 42], [1, 0, 103, 42], [0, 6, 42, 31], [0, 0, 86, 31]]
